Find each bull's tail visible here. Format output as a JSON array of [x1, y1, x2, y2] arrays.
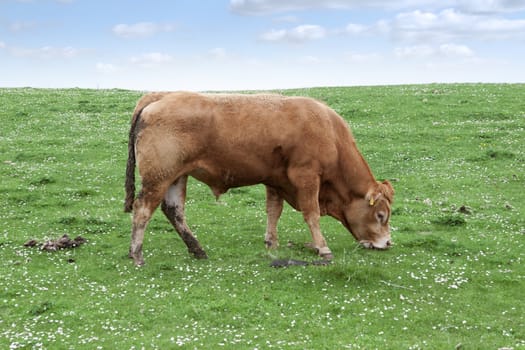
[[124, 92, 171, 213], [124, 107, 143, 213]]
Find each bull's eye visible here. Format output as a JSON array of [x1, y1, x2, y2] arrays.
[[376, 211, 387, 224]]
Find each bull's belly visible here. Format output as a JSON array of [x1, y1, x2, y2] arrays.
[[189, 164, 302, 212], [189, 165, 271, 197]]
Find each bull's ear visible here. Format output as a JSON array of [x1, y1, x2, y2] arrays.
[[365, 190, 382, 206], [366, 181, 394, 206], [380, 180, 394, 203]]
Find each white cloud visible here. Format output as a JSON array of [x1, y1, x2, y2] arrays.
[[230, 0, 445, 15], [130, 52, 174, 66], [345, 23, 367, 35], [273, 15, 300, 23], [394, 43, 475, 58], [2, 19, 57, 33], [233, 0, 525, 46], [458, 0, 525, 14], [112, 22, 176, 39], [394, 45, 435, 58], [208, 47, 229, 60], [298, 55, 322, 64], [241, 2, 525, 48], [96, 63, 118, 74], [260, 24, 327, 43], [8, 20, 39, 32], [342, 8, 525, 43], [389, 8, 525, 42], [14, 0, 74, 3], [438, 43, 474, 57], [0, 41, 87, 59], [6, 44, 84, 59], [345, 51, 382, 62]]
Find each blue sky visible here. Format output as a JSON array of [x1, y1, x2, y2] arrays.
[[1, 0, 525, 91]]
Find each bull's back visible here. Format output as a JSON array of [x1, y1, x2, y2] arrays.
[[138, 92, 341, 189], [157, 92, 336, 150]]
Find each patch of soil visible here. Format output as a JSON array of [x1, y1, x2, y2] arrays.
[[24, 234, 87, 251]]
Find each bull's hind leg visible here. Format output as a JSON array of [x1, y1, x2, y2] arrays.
[[129, 182, 170, 266], [265, 186, 283, 249], [161, 176, 208, 259]]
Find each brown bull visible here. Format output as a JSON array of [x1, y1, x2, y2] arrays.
[[124, 92, 394, 266]]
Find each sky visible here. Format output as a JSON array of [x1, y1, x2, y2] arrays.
[[1, 0, 525, 91]]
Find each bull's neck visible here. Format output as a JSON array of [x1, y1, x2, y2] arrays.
[[338, 140, 377, 200], [320, 138, 376, 222]]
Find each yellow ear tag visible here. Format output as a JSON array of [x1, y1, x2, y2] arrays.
[[369, 197, 375, 206]]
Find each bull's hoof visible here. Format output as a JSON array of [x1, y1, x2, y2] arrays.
[[191, 249, 208, 259], [305, 243, 333, 260], [319, 252, 334, 261], [317, 247, 333, 261], [130, 256, 145, 266], [129, 250, 145, 266], [265, 240, 279, 249]]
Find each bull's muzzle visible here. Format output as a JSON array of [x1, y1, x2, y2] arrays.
[[360, 238, 392, 250]]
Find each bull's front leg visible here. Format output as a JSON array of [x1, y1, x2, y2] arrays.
[[302, 210, 333, 260], [288, 168, 333, 260], [265, 186, 283, 249]]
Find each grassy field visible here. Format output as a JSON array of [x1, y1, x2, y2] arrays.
[[0, 84, 524, 349]]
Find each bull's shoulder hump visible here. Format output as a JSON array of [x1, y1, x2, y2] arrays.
[[285, 96, 342, 121], [284, 96, 332, 110]]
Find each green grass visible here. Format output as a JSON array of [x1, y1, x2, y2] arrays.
[[0, 84, 524, 349]]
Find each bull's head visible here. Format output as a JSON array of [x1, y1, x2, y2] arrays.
[[344, 180, 394, 249]]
